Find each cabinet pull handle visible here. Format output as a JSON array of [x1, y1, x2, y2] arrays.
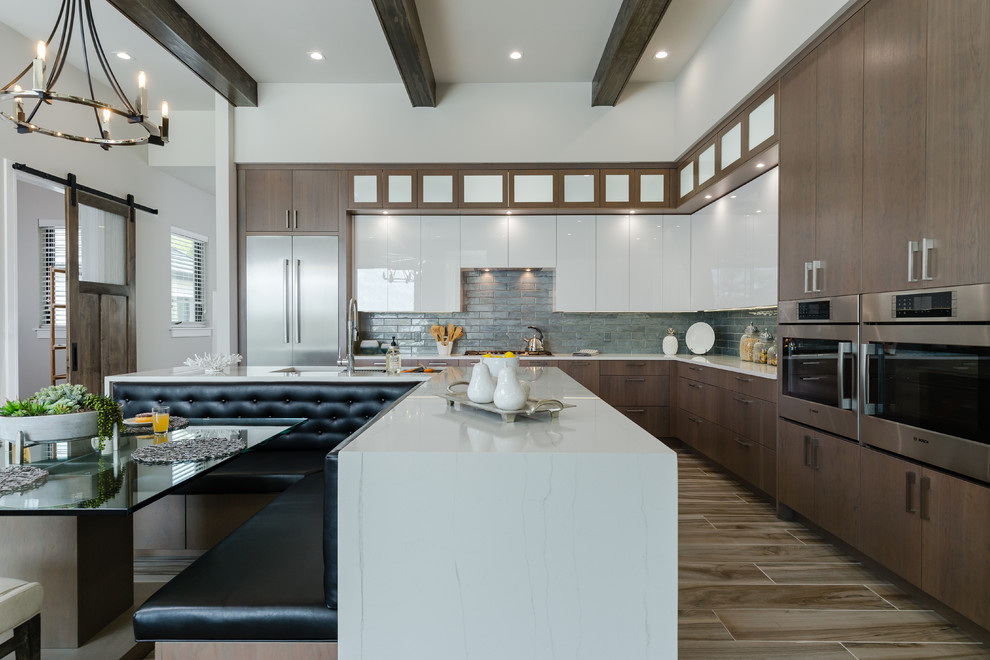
[[373, 361, 386, 367], [809, 407, 820, 414], [573, 361, 590, 366], [625, 378, 646, 383], [907, 240, 919, 282], [626, 409, 646, 414], [812, 437, 822, 470], [804, 261, 813, 294], [628, 361, 646, 366], [688, 366, 702, 372], [921, 237, 935, 281], [733, 397, 753, 404], [687, 383, 703, 389], [426, 362, 446, 367], [920, 476, 931, 520], [734, 376, 753, 382], [285, 210, 291, 229], [294, 209, 299, 229], [687, 416, 701, 424], [803, 436, 812, 467], [812, 260, 823, 293], [71, 342, 78, 371], [734, 438, 751, 449], [905, 471, 917, 514], [801, 376, 826, 381]]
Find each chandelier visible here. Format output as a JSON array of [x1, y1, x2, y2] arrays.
[[0, 0, 168, 149]]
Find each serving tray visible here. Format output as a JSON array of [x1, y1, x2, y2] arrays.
[[438, 383, 574, 423]]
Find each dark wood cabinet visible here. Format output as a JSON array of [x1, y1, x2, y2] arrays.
[[777, 420, 859, 546], [597, 360, 669, 438], [557, 360, 600, 395], [778, 10, 864, 301], [862, 0, 928, 293], [243, 169, 339, 233]]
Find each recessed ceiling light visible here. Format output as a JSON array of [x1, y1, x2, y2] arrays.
[[115, 51, 132, 60], [756, 162, 765, 168], [308, 51, 325, 61], [705, 194, 712, 199], [509, 50, 523, 60], [654, 50, 669, 59], [730, 195, 737, 199]]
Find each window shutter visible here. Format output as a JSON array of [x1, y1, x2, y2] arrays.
[[170, 231, 207, 324]]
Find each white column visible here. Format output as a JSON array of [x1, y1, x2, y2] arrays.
[[213, 93, 236, 354]]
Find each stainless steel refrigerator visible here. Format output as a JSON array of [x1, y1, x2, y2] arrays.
[[246, 235, 338, 366]]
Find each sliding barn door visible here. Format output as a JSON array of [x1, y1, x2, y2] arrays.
[[65, 190, 136, 393]]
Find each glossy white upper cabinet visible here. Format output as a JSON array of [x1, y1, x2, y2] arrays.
[[508, 216, 556, 268], [596, 215, 630, 311], [385, 216, 421, 311], [689, 168, 778, 310], [555, 216, 596, 311], [661, 216, 693, 311], [629, 215, 664, 311], [420, 216, 461, 312], [460, 216, 508, 267], [353, 215, 389, 311]]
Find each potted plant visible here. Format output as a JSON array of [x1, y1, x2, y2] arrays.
[[0, 384, 123, 446]]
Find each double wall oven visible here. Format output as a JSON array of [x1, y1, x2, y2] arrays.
[[778, 296, 859, 440], [861, 284, 990, 485]]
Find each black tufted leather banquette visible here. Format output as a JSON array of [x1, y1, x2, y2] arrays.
[[111, 380, 415, 493]]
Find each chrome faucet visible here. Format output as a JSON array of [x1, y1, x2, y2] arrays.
[[344, 298, 358, 375]]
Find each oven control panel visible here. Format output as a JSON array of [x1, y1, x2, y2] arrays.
[[798, 300, 831, 321], [892, 290, 956, 318]]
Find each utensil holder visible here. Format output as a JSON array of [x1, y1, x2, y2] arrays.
[[436, 341, 453, 356]]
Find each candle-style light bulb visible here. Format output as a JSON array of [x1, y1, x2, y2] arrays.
[[13, 85, 24, 122], [32, 41, 46, 90], [136, 71, 147, 116], [160, 101, 169, 141], [102, 107, 111, 139]]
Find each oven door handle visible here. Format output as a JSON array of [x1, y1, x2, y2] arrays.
[[837, 341, 854, 410], [861, 343, 879, 415]]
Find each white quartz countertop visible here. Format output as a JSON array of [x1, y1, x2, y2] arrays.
[[342, 368, 673, 456]]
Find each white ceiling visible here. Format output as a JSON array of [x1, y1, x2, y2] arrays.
[[0, 0, 731, 111]]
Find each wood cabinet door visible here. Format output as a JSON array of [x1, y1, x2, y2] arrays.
[[676, 377, 719, 424], [812, 431, 860, 547], [777, 420, 815, 519], [925, 0, 990, 288], [599, 375, 669, 407], [778, 51, 818, 301], [615, 406, 669, 439], [719, 426, 762, 492], [292, 170, 339, 232], [921, 469, 990, 630], [858, 448, 922, 586], [862, 0, 928, 293], [815, 9, 864, 298], [244, 170, 293, 232], [557, 360, 600, 394]]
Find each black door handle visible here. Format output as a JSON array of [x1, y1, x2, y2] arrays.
[[71, 342, 78, 372]]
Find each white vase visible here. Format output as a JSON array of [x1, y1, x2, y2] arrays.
[[467, 363, 496, 404], [662, 328, 679, 356], [493, 368, 527, 411]]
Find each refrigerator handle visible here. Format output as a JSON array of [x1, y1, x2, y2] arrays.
[[295, 259, 302, 343], [283, 259, 290, 344]]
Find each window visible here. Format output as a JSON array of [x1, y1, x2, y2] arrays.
[[40, 221, 66, 327], [170, 229, 207, 324]]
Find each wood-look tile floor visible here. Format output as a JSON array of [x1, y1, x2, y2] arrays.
[[675, 446, 990, 659], [137, 447, 990, 659]]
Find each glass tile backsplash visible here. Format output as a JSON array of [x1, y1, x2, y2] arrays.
[[358, 269, 777, 355]]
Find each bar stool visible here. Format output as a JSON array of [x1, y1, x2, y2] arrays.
[[0, 577, 42, 660]]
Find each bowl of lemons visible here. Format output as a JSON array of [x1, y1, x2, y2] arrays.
[[482, 351, 520, 379]]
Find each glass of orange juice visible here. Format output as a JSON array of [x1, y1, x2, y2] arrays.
[[152, 405, 170, 433]]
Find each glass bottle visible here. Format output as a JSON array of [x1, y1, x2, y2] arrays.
[[739, 323, 759, 362], [766, 341, 777, 367], [753, 329, 773, 364], [386, 336, 401, 374]]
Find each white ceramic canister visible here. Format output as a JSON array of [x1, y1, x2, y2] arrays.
[[662, 328, 678, 356], [467, 363, 496, 404]]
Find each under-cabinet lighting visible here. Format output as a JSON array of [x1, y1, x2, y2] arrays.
[[509, 51, 523, 60], [309, 51, 326, 61], [756, 162, 765, 168], [654, 50, 669, 59], [705, 194, 712, 199]]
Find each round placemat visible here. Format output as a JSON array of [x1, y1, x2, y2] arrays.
[[122, 416, 190, 434], [0, 465, 49, 494], [130, 436, 246, 464]]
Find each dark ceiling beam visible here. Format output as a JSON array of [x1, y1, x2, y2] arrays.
[[105, 0, 258, 107], [592, 0, 672, 106], [371, 0, 437, 107]]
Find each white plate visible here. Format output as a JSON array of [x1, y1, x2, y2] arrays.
[[685, 322, 715, 355]]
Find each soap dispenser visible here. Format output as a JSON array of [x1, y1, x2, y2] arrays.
[[386, 336, 401, 374]]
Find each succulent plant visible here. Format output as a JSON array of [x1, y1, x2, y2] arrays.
[[32, 384, 89, 413]]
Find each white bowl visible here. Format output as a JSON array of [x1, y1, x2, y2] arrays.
[[482, 355, 520, 379]]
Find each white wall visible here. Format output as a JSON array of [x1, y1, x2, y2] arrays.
[[0, 21, 216, 400], [235, 82, 678, 163], [673, 0, 854, 155]]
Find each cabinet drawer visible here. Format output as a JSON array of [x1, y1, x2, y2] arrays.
[[719, 389, 776, 448], [520, 359, 557, 368], [415, 358, 459, 368], [717, 370, 776, 401], [677, 377, 719, 424], [717, 426, 763, 491], [599, 375, 669, 407], [558, 360, 601, 394], [600, 360, 670, 376], [615, 406, 669, 438], [677, 362, 720, 386], [673, 407, 718, 456]]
